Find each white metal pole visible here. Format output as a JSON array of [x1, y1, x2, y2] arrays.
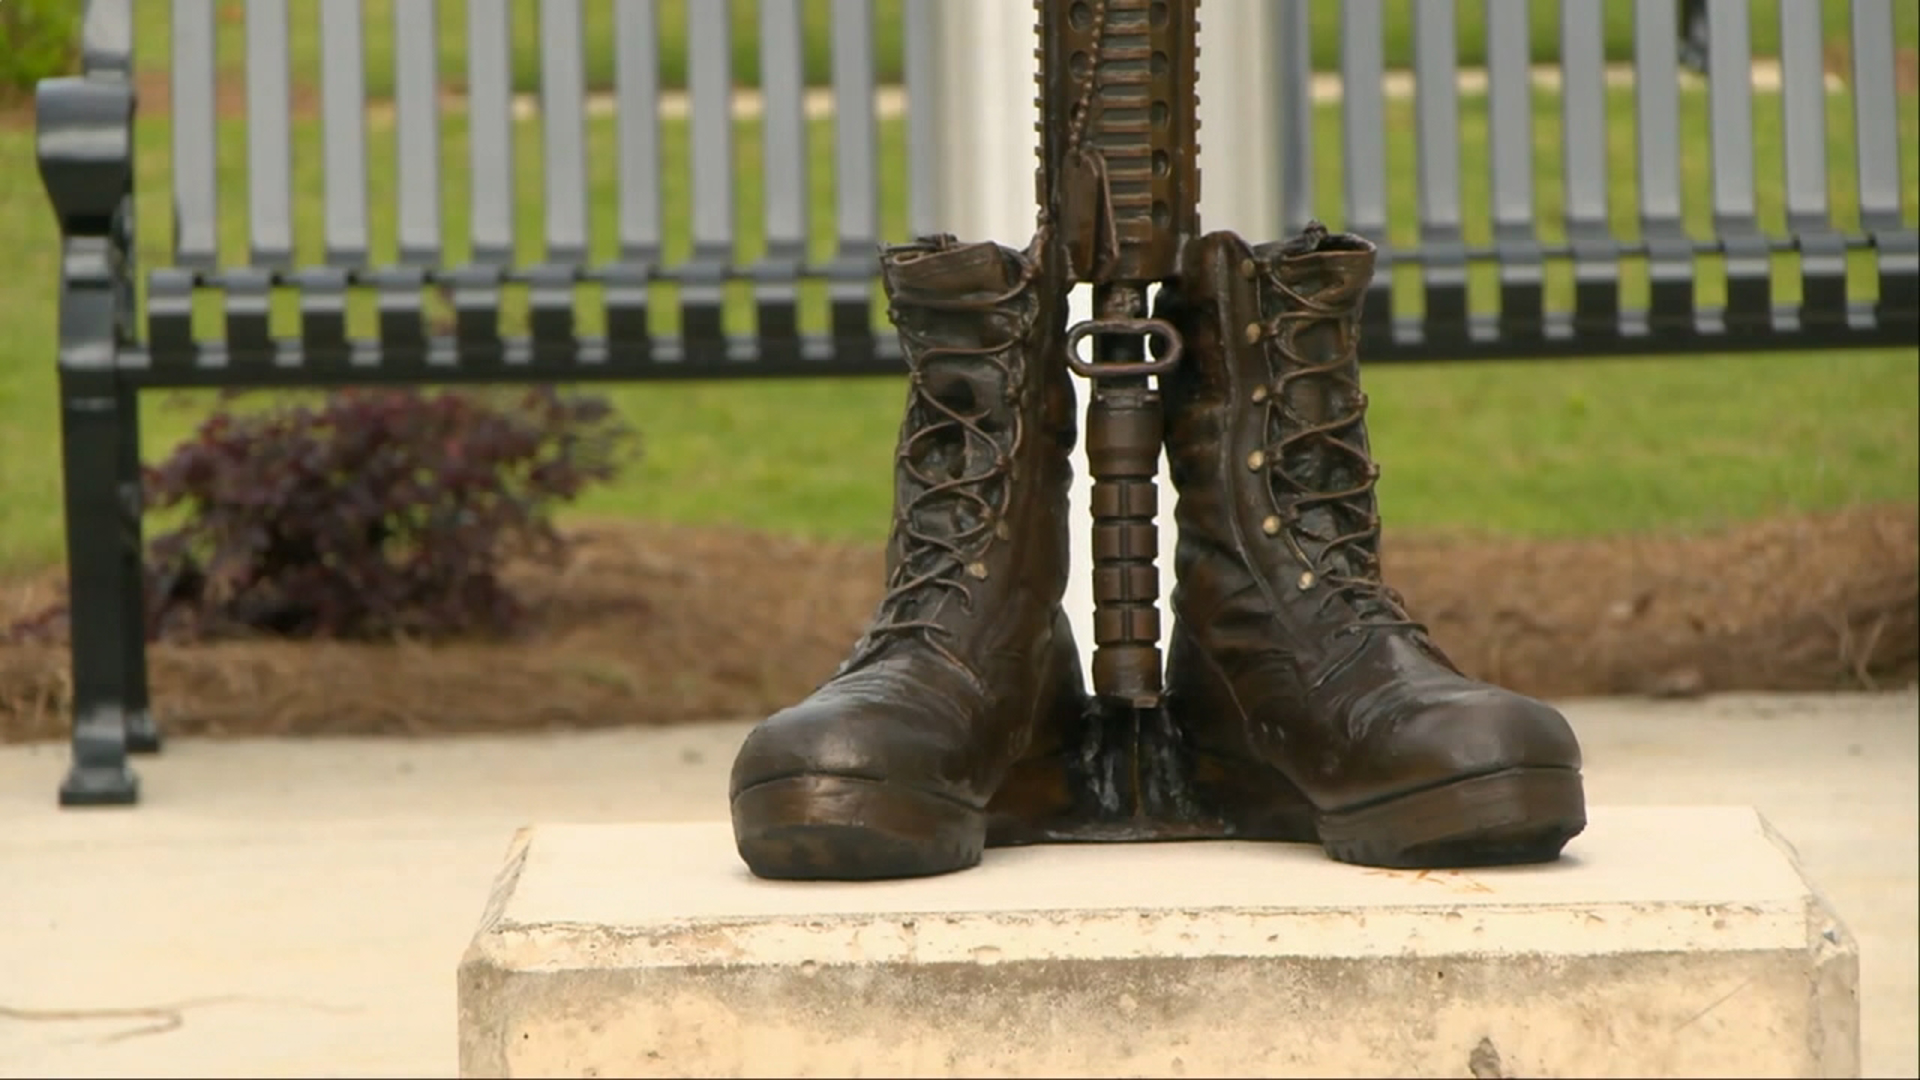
[[923, 0, 1282, 679]]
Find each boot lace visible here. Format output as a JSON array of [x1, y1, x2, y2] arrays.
[[859, 259, 1038, 671], [1249, 267, 1426, 640]]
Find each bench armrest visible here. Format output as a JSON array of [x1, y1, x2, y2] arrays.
[[39, 0, 137, 230], [37, 1, 139, 365], [36, 77, 134, 237]]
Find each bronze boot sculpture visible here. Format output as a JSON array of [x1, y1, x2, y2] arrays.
[[1155, 224, 1587, 869], [730, 235, 1093, 881]]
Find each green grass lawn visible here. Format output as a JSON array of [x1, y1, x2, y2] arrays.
[[0, 62, 1916, 574]]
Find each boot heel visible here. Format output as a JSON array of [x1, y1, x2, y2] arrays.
[[1316, 767, 1586, 870], [731, 775, 985, 881]]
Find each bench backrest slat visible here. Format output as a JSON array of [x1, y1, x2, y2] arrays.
[[1274, 0, 1314, 234], [83, 0, 133, 80], [1559, 0, 1611, 242], [539, 0, 591, 265], [761, 0, 813, 264], [319, 1, 370, 267], [1851, 0, 1906, 232], [170, 0, 219, 270], [1412, 0, 1463, 243], [1485, 0, 1535, 242], [1338, 0, 1394, 337], [1776, 0, 1830, 234], [244, 0, 294, 267], [1704, 0, 1758, 231], [902, 0, 939, 238], [831, 0, 882, 259], [1703, 0, 1771, 327], [614, 0, 665, 263], [466, 0, 516, 266], [393, 0, 442, 266], [687, 3, 736, 265], [1338, 0, 1389, 246], [1633, 0, 1686, 235]]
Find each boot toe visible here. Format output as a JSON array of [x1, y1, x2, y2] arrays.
[[727, 680, 992, 881], [1403, 686, 1582, 780], [1314, 685, 1586, 869], [728, 681, 975, 804]]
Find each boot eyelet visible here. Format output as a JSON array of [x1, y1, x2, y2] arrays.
[[1238, 257, 1258, 280], [1297, 571, 1315, 591], [966, 561, 990, 580], [1243, 322, 1264, 344], [993, 520, 1011, 541], [1260, 515, 1281, 536], [1250, 385, 1269, 403], [1246, 450, 1265, 471]]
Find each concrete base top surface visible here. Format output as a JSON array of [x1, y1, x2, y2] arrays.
[[472, 806, 1839, 970]]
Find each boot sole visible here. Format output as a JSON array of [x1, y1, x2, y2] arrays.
[[1317, 766, 1586, 870], [731, 774, 985, 881]]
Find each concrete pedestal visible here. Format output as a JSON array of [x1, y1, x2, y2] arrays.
[[458, 807, 1858, 1079]]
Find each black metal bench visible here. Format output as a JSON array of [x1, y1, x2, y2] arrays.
[[34, 0, 1918, 806], [36, 0, 917, 805], [1265, 0, 1917, 360]]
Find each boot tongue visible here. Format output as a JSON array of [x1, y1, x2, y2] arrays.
[[883, 234, 1027, 302]]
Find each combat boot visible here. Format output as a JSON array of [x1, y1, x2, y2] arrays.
[[1153, 224, 1586, 868], [730, 235, 1092, 881]]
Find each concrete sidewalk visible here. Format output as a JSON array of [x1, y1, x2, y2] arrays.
[[1, 691, 1915, 1079]]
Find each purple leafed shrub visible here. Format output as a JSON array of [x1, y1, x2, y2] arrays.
[[143, 387, 635, 642]]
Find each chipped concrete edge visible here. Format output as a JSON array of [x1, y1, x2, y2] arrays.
[[457, 828, 536, 1080], [1755, 807, 1864, 1079]]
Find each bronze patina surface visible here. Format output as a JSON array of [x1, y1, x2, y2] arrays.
[[728, 0, 1586, 880]]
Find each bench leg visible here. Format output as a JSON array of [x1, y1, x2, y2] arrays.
[[117, 385, 160, 755], [57, 376, 141, 807]]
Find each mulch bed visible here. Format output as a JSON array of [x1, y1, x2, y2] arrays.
[[1, 503, 1915, 744]]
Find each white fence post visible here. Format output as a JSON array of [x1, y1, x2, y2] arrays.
[[917, 0, 1282, 678]]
